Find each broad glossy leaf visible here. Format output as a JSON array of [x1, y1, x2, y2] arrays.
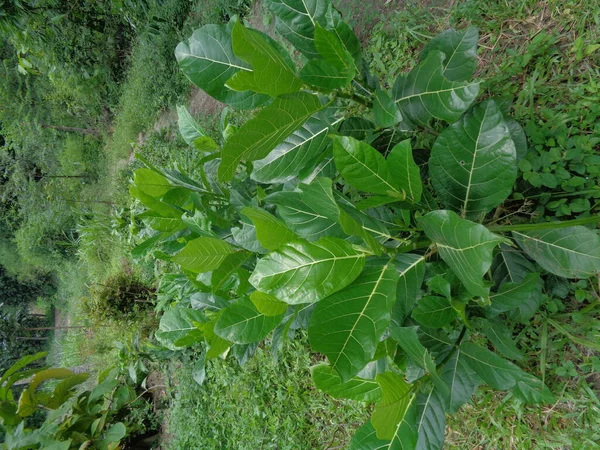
[[266, 0, 330, 58], [390, 327, 448, 398], [371, 371, 414, 440], [513, 226, 600, 279], [415, 389, 446, 450], [156, 308, 205, 350], [0, 352, 47, 387], [177, 105, 216, 150], [241, 207, 297, 251], [130, 186, 182, 218], [203, 318, 231, 358], [190, 292, 229, 312], [227, 21, 301, 96], [311, 364, 382, 402], [491, 243, 536, 287], [300, 59, 351, 89], [325, 8, 362, 66], [309, 260, 398, 380], [480, 318, 524, 361], [430, 100, 517, 218], [232, 223, 267, 254], [374, 89, 402, 128], [411, 296, 457, 328], [333, 136, 404, 198], [133, 168, 171, 198], [392, 254, 426, 327], [461, 342, 525, 390], [439, 349, 480, 413], [506, 118, 527, 161], [250, 291, 288, 316], [214, 297, 282, 344], [419, 210, 508, 297], [350, 421, 390, 450], [219, 92, 323, 181], [250, 236, 366, 304], [488, 272, 542, 317], [513, 376, 555, 404], [420, 27, 478, 82], [211, 251, 250, 291], [393, 51, 480, 126], [175, 22, 268, 109], [266, 177, 345, 240], [338, 205, 386, 254], [172, 237, 235, 273], [251, 113, 339, 184], [388, 140, 422, 203]]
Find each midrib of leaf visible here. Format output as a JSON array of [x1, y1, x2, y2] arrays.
[[443, 31, 468, 73], [385, 393, 416, 449], [513, 231, 600, 261], [331, 262, 392, 369], [177, 51, 251, 71], [264, 253, 364, 278], [394, 82, 481, 104], [461, 106, 487, 217]]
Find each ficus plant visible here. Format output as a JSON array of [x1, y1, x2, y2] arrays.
[[129, 1, 600, 447]]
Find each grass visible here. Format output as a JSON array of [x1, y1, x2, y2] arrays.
[[163, 334, 369, 450]]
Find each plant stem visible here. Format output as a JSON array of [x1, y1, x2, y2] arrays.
[[487, 215, 600, 232], [395, 238, 431, 253]]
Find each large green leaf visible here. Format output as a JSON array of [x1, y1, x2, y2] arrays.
[[155, 308, 204, 350], [249, 236, 366, 305], [266, 177, 345, 240], [479, 318, 525, 361], [0, 352, 47, 387], [374, 89, 402, 128], [371, 372, 415, 440], [309, 260, 398, 380], [172, 237, 235, 273], [333, 136, 405, 198], [177, 105, 217, 150], [430, 100, 517, 218], [419, 210, 508, 297], [241, 207, 297, 251], [251, 113, 338, 184], [420, 27, 479, 82], [350, 421, 390, 450], [388, 140, 422, 203], [411, 296, 457, 328], [513, 226, 600, 279], [219, 92, 323, 181], [300, 59, 352, 90], [227, 21, 301, 96], [311, 364, 382, 402], [392, 254, 426, 327], [439, 349, 480, 413], [175, 21, 268, 109], [491, 243, 537, 287], [393, 51, 480, 126], [211, 251, 250, 291], [266, 0, 330, 58], [390, 327, 449, 398], [214, 297, 282, 344], [132, 168, 172, 198], [415, 389, 446, 450], [250, 291, 288, 316], [488, 272, 543, 317], [461, 342, 526, 390]]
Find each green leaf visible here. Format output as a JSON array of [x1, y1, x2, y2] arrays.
[[415, 389, 446, 450], [0, 352, 47, 387], [227, 21, 301, 96], [419, 210, 508, 298], [175, 21, 268, 109], [102, 422, 126, 446], [506, 118, 528, 161], [211, 251, 251, 291], [411, 296, 457, 328], [214, 297, 282, 344], [251, 113, 338, 183], [461, 342, 526, 390], [219, 92, 323, 181], [241, 207, 297, 251], [266, 0, 331, 58], [371, 371, 414, 440], [177, 105, 216, 149], [439, 349, 480, 413], [390, 327, 449, 398], [513, 376, 555, 405], [47, 374, 89, 409], [172, 237, 235, 273], [27, 368, 74, 393], [479, 319, 525, 361], [333, 136, 404, 198], [250, 291, 288, 316], [488, 272, 542, 316], [350, 421, 391, 450], [249, 236, 366, 305], [513, 226, 600, 279], [133, 168, 172, 198], [387, 140, 422, 203], [203, 318, 231, 358], [338, 205, 385, 255], [429, 100, 517, 218], [392, 254, 426, 327], [266, 177, 345, 241], [311, 364, 382, 402], [420, 27, 479, 82], [155, 308, 205, 350], [309, 260, 398, 380], [300, 59, 352, 89], [491, 243, 536, 287], [393, 51, 480, 126], [130, 186, 182, 218], [374, 89, 402, 128]]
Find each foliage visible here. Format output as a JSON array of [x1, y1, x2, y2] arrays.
[[124, 2, 600, 447], [0, 352, 159, 449]]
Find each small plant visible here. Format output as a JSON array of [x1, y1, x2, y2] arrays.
[[129, 1, 600, 447]]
